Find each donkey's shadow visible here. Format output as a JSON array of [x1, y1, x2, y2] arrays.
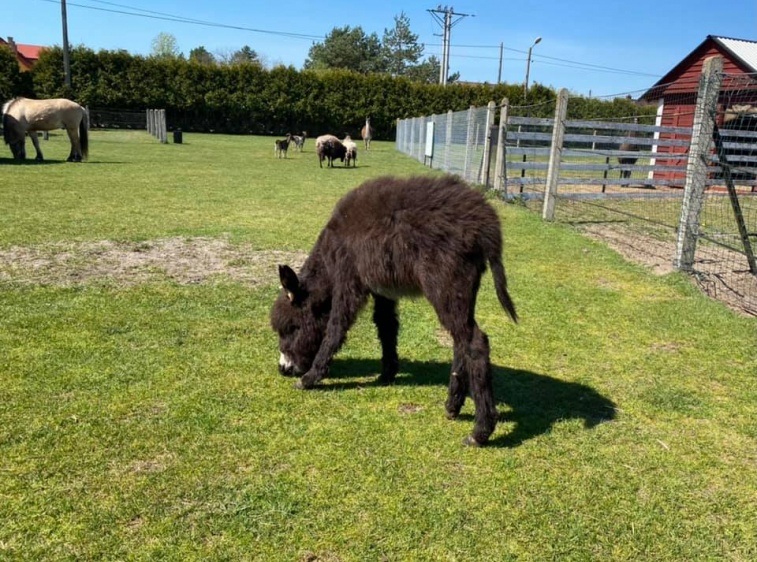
[[316, 358, 616, 448]]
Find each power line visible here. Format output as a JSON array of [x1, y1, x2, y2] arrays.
[[36, 0, 324, 41], [427, 6, 473, 86], [37, 0, 662, 81], [421, 43, 662, 78]]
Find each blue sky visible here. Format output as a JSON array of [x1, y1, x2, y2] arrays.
[[8, 0, 757, 98]]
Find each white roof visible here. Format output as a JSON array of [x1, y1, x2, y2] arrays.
[[714, 36, 757, 72]]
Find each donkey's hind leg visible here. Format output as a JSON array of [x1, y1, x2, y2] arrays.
[[28, 131, 44, 161], [463, 325, 496, 446], [372, 294, 399, 384], [429, 272, 498, 446], [445, 347, 469, 419]]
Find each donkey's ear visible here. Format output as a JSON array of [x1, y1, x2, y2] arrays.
[[278, 265, 301, 302]]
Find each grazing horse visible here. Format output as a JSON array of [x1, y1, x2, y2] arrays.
[[2, 97, 89, 162], [271, 175, 518, 446], [360, 117, 373, 151]]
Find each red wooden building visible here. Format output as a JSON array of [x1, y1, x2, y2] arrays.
[[640, 35, 757, 184]]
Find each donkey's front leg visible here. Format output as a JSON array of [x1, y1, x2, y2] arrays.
[[296, 288, 366, 389], [372, 294, 399, 385]]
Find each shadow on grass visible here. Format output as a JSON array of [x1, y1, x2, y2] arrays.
[[305, 358, 616, 448], [0, 157, 121, 165], [0, 157, 61, 165]]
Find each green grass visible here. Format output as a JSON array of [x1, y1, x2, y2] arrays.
[[1, 131, 756, 561]]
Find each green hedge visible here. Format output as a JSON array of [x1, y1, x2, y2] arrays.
[[2, 45, 656, 138]]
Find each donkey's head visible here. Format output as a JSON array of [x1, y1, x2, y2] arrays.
[[270, 265, 330, 376]]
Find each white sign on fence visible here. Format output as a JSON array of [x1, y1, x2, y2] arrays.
[[424, 121, 434, 165]]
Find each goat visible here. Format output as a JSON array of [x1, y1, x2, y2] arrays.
[[271, 174, 518, 446], [315, 134, 347, 168], [291, 131, 307, 152], [342, 134, 358, 167], [274, 133, 292, 158], [361, 117, 373, 151]]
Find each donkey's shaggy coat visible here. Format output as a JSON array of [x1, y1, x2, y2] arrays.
[[271, 175, 517, 446]]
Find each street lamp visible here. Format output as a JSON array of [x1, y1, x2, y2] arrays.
[[523, 36, 542, 99]]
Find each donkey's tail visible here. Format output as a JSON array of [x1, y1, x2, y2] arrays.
[[489, 257, 517, 323]]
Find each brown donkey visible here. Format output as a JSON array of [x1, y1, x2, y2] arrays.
[[271, 175, 517, 446]]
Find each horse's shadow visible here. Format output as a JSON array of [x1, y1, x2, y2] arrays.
[[0, 157, 59, 165], [311, 358, 616, 448]]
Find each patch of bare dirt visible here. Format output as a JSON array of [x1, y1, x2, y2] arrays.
[[0, 237, 307, 289], [579, 224, 757, 316], [580, 224, 676, 276]]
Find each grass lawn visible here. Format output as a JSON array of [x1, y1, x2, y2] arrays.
[[1, 130, 756, 561]]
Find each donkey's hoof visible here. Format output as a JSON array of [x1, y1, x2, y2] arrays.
[[294, 378, 316, 390], [463, 435, 483, 447]]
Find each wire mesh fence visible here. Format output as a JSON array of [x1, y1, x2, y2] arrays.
[[396, 106, 494, 185], [395, 61, 757, 316]]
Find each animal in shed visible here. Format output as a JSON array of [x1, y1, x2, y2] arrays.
[[342, 134, 358, 167], [274, 133, 292, 158], [360, 117, 373, 151], [291, 131, 307, 152], [270, 174, 518, 446], [718, 105, 757, 182], [617, 133, 640, 186], [616, 117, 642, 186], [315, 134, 347, 168]]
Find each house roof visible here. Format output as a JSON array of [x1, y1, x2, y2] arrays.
[[714, 36, 757, 71], [15, 43, 45, 62], [640, 35, 757, 101], [0, 37, 46, 70]]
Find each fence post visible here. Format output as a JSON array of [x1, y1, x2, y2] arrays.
[[417, 116, 426, 162], [542, 88, 569, 221], [674, 56, 723, 272], [481, 101, 496, 186], [160, 109, 168, 143], [409, 117, 416, 161], [444, 110, 453, 171], [493, 98, 509, 196], [464, 106, 475, 182]]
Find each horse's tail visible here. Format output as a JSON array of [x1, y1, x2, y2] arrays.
[[79, 108, 89, 160], [2, 112, 11, 146], [484, 225, 518, 323]]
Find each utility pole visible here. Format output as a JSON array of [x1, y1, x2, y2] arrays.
[[497, 42, 503, 84], [428, 6, 473, 86], [523, 36, 542, 100], [61, 0, 72, 88]]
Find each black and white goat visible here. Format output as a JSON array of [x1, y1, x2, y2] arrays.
[[291, 131, 307, 152], [274, 133, 292, 158]]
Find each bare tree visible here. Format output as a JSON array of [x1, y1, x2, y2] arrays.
[[150, 32, 181, 59]]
